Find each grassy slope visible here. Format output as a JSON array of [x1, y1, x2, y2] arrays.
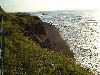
[[0, 13, 92, 75]]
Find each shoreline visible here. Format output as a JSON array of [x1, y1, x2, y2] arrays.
[[43, 22, 74, 59]]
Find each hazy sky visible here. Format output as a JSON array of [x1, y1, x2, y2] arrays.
[[0, 0, 100, 12]]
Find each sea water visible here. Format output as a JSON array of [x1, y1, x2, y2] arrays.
[[32, 10, 100, 74]]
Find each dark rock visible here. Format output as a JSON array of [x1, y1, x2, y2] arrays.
[[0, 6, 5, 12]]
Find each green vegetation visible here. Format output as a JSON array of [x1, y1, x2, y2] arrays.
[[0, 13, 93, 75]]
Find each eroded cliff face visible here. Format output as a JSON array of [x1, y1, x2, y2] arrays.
[[17, 14, 74, 57], [1, 13, 74, 58], [43, 22, 74, 58], [15, 14, 53, 49]]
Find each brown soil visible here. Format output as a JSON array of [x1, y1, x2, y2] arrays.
[[43, 22, 74, 58]]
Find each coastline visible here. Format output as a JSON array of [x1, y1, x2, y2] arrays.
[[0, 12, 92, 74], [43, 22, 74, 58]]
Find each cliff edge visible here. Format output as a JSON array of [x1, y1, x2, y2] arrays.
[[13, 13, 74, 58], [0, 13, 92, 75], [43, 22, 74, 58]]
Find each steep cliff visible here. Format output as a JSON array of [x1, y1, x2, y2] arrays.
[[0, 13, 92, 75], [11, 13, 73, 58], [43, 22, 74, 58]]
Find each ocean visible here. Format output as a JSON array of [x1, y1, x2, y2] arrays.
[[31, 10, 100, 74]]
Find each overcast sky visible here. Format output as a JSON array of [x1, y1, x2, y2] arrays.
[[0, 0, 100, 12]]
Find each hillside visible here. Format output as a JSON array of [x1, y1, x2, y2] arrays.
[[0, 13, 92, 75]]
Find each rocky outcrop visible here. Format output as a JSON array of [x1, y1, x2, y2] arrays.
[[0, 6, 5, 12]]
